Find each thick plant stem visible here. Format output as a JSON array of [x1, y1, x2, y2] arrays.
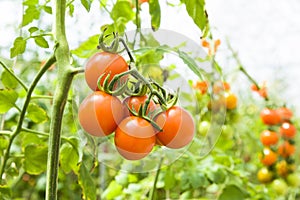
[[45, 0, 74, 199]]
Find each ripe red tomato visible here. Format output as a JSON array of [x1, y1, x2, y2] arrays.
[[123, 95, 157, 117], [278, 141, 295, 158], [114, 116, 156, 160], [85, 52, 129, 91], [260, 130, 279, 146], [78, 91, 124, 137], [155, 106, 195, 149], [279, 122, 296, 138], [277, 107, 293, 122], [260, 108, 281, 125], [260, 147, 277, 166]]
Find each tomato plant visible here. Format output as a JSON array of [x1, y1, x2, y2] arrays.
[[257, 167, 273, 183], [155, 106, 195, 149], [260, 147, 277, 166], [123, 95, 157, 117], [114, 116, 156, 160], [277, 141, 295, 158]]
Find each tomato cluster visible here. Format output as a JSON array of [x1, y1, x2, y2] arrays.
[[257, 106, 298, 187], [78, 50, 195, 160]]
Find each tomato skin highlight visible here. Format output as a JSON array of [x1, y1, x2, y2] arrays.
[[155, 106, 195, 149], [114, 116, 156, 160], [260, 108, 281, 125], [260, 130, 279, 146], [78, 91, 124, 137], [257, 167, 273, 183], [85, 52, 129, 91]]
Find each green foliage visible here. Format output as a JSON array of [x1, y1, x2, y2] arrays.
[[26, 103, 49, 123], [149, 0, 161, 31], [10, 37, 27, 58], [34, 36, 49, 48], [80, 0, 93, 12], [0, 89, 18, 113], [78, 163, 97, 200], [24, 144, 48, 175], [59, 141, 79, 173], [71, 34, 99, 58], [181, 0, 209, 35], [1, 70, 19, 89]]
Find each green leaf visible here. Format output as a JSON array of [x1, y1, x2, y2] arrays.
[[24, 144, 48, 175], [1, 70, 19, 89], [0, 185, 11, 199], [111, 1, 134, 23], [78, 163, 96, 200], [28, 26, 39, 34], [205, 168, 226, 184], [71, 34, 99, 58], [21, 132, 44, 148], [26, 103, 49, 124], [177, 50, 207, 79], [23, 0, 39, 6], [34, 36, 49, 48], [10, 37, 27, 58], [0, 89, 18, 114], [219, 184, 249, 200], [80, 0, 93, 12], [68, 3, 75, 16], [22, 6, 41, 27], [181, 0, 208, 31], [149, 0, 161, 31], [43, 6, 52, 14], [60, 143, 79, 173], [101, 180, 123, 200]]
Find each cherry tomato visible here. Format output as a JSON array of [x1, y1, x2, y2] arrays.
[[198, 121, 211, 136], [271, 179, 288, 195], [213, 81, 230, 94], [155, 106, 195, 149], [260, 130, 279, 146], [85, 52, 129, 91], [193, 81, 208, 94], [260, 108, 281, 125], [78, 91, 124, 137], [221, 124, 234, 139], [123, 95, 157, 117], [114, 116, 155, 160], [287, 173, 300, 187], [278, 141, 295, 158], [224, 92, 237, 110], [260, 147, 277, 166], [277, 107, 293, 122], [276, 160, 289, 177], [279, 122, 296, 138], [257, 167, 273, 183]]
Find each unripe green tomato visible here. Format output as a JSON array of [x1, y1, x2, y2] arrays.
[[271, 179, 288, 195], [287, 173, 300, 187], [221, 124, 234, 139], [198, 121, 211, 136]]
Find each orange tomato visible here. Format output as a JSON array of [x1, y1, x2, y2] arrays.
[[278, 141, 295, 158], [260, 108, 281, 125], [115, 116, 155, 160], [123, 95, 157, 117], [260, 130, 279, 146], [78, 91, 124, 137], [155, 106, 195, 149], [193, 81, 208, 94], [85, 52, 129, 91], [224, 92, 237, 110], [280, 122, 296, 138], [260, 147, 277, 166], [277, 107, 293, 122]]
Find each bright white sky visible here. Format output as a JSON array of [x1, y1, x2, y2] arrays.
[[1, 0, 300, 112]]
